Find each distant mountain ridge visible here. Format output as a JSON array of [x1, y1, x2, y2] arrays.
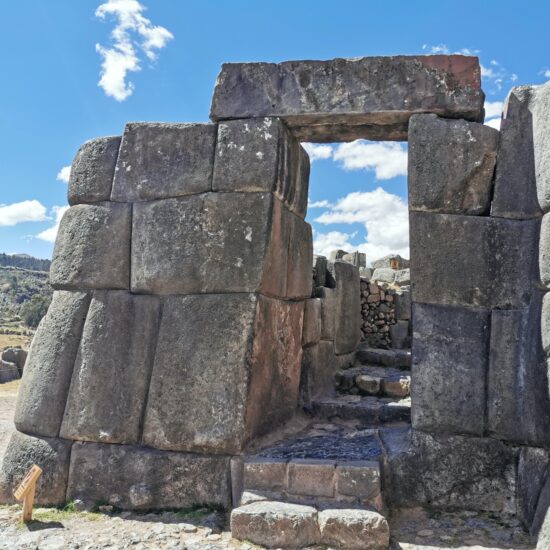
[[0, 253, 51, 272]]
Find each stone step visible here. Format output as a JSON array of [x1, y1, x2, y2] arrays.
[[231, 500, 390, 549], [336, 365, 411, 398], [311, 395, 411, 425], [356, 346, 412, 368]]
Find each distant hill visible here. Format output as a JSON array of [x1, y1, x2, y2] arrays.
[[0, 253, 51, 272]]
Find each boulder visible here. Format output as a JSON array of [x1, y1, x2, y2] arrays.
[[67, 441, 231, 509], [68, 136, 121, 205], [111, 122, 216, 202], [50, 203, 131, 290], [411, 302, 490, 436], [211, 56, 484, 142], [408, 114, 498, 215], [410, 212, 539, 309], [60, 291, 161, 445], [212, 117, 309, 218], [15, 291, 91, 437], [0, 432, 72, 506], [492, 81, 550, 218], [1, 347, 27, 374]]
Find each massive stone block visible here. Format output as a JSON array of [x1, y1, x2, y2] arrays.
[[111, 123, 216, 202], [328, 261, 361, 355], [142, 294, 303, 454], [60, 292, 161, 445], [68, 136, 121, 205], [492, 81, 550, 218], [408, 114, 498, 215], [132, 192, 301, 298], [487, 294, 550, 447], [0, 432, 72, 506], [315, 287, 336, 340], [411, 302, 490, 436], [15, 291, 91, 437], [211, 55, 484, 142], [385, 430, 517, 514], [410, 212, 539, 309], [300, 340, 338, 406], [67, 442, 231, 509], [212, 117, 310, 218], [302, 298, 321, 348], [50, 202, 131, 290], [286, 212, 313, 299]]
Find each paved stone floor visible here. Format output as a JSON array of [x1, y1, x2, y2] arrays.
[[0, 379, 537, 549]]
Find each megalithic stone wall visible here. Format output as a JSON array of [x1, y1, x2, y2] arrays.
[[0, 117, 313, 508]]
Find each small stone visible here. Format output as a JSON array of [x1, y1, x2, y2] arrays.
[[417, 529, 434, 537], [356, 375, 381, 395]]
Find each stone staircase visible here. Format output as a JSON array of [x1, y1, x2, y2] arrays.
[[229, 345, 412, 548]]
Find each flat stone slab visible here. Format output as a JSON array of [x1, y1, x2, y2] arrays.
[[356, 346, 412, 368], [210, 55, 484, 142]]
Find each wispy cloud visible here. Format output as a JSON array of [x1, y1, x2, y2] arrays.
[[308, 199, 333, 208], [95, 0, 173, 101], [302, 143, 333, 162], [0, 200, 49, 227], [36, 206, 69, 243], [57, 166, 71, 184]]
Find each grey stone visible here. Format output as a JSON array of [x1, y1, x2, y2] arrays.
[[408, 114, 498, 215], [356, 375, 381, 395], [335, 461, 381, 502], [316, 287, 336, 340], [300, 340, 337, 406], [517, 447, 549, 532], [410, 212, 539, 308], [386, 430, 517, 514], [211, 56, 484, 142], [412, 302, 490, 436], [359, 267, 373, 280], [492, 81, 550, 218], [390, 320, 410, 349], [532, 465, 550, 537], [328, 249, 348, 261], [372, 254, 409, 270], [286, 213, 313, 299], [15, 291, 91, 437], [302, 298, 321, 347], [0, 361, 19, 383], [318, 508, 390, 550], [231, 501, 320, 548], [342, 251, 366, 268], [111, 123, 216, 202], [372, 268, 396, 284], [243, 457, 288, 492], [488, 295, 550, 446], [313, 255, 328, 287], [1, 347, 27, 373], [143, 294, 303, 454], [537, 507, 550, 550], [0, 432, 72, 506], [131, 192, 294, 298], [394, 268, 410, 286], [539, 212, 550, 287], [68, 136, 121, 205], [356, 347, 411, 368], [328, 261, 361, 355], [60, 291, 161, 445], [67, 441, 231, 509], [394, 291, 411, 320], [212, 118, 309, 218], [50, 203, 131, 290], [287, 459, 336, 498]]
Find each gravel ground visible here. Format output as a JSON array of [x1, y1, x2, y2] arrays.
[[0, 379, 537, 549]]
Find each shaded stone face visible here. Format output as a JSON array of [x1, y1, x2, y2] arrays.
[[111, 123, 216, 202], [210, 55, 485, 142]]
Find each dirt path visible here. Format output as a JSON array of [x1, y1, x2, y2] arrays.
[[0, 379, 19, 458]]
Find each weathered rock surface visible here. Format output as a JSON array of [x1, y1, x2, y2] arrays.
[[537, 508, 550, 549], [211, 56, 484, 142], [50, 203, 131, 290], [517, 446, 549, 532], [408, 114, 498, 215], [492, 81, 550, 218], [300, 340, 337, 406], [67, 442, 231, 509], [231, 501, 320, 548], [1, 348, 27, 374], [412, 302, 490, 436], [286, 212, 313, 299], [315, 286, 336, 340], [372, 254, 409, 270], [302, 298, 321, 347], [539, 212, 550, 287], [313, 255, 328, 287], [212, 117, 309, 217], [68, 136, 121, 205], [15, 291, 91, 437], [410, 212, 539, 308], [287, 459, 336, 498], [386, 430, 517, 514], [60, 291, 161, 445], [111, 123, 216, 202], [0, 432, 72, 506], [143, 294, 303, 454], [318, 508, 390, 549]]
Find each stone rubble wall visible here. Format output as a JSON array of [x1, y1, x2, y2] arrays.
[[0, 116, 314, 509]]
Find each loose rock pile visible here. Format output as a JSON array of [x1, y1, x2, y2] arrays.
[[360, 280, 396, 348]]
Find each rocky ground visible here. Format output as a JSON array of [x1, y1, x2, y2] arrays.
[[0, 380, 537, 549]]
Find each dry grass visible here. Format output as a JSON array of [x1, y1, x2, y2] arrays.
[[0, 379, 20, 396], [0, 333, 31, 351]]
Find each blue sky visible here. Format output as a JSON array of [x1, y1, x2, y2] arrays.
[[1, 1, 549, 262]]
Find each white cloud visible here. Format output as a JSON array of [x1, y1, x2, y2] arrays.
[[302, 143, 333, 162], [332, 141, 407, 180], [484, 100, 503, 119], [0, 200, 49, 227], [95, 0, 173, 101], [484, 118, 501, 130], [544, 69, 550, 79], [315, 187, 409, 264], [308, 199, 332, 208], [36, 206, 69, 243], [313, 230, 354, 257], [56, 166, 71, 184]]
